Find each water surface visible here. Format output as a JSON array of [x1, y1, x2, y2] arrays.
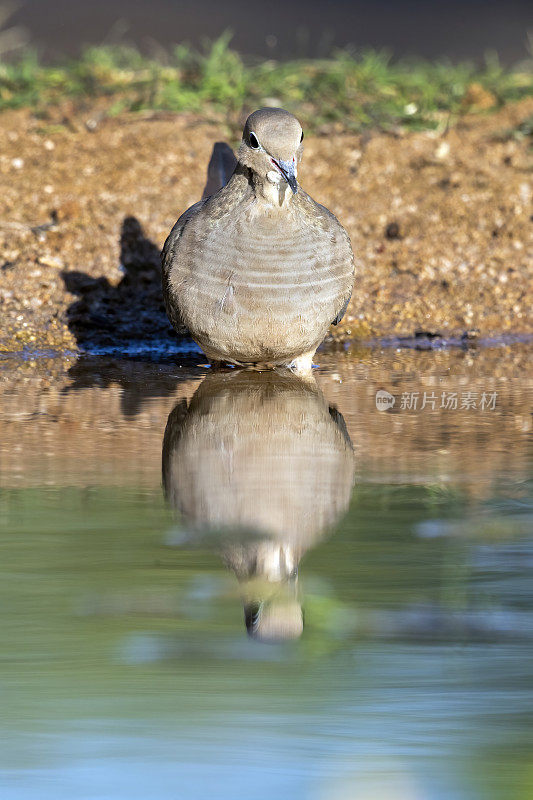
[[0, 344, 531, 799]]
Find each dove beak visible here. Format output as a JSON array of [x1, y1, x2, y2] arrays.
[[271, 157, 298, 193]]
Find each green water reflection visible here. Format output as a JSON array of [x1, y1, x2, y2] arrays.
[[0, 348, 531, 799]]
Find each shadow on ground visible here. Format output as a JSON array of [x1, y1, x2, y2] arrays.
[[61, 216, 203, 415], [62, 216, 186, 354]]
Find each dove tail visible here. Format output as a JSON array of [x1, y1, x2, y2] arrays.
[[202, 142, 238, 199]]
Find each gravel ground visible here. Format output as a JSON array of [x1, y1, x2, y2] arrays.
[[0, 99, 532, 353]]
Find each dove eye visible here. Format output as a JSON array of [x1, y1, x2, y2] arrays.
[[249, 132, 260, 149]]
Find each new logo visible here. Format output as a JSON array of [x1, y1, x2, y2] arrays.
[[375, 389, 395, 411]]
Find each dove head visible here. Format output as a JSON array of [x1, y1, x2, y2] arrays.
[[238, 107, 304, 195]]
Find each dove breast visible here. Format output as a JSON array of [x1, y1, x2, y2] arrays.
[[163, 173, 354, 365]]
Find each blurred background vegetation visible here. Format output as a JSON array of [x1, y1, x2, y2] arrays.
[[1, 35, 532, 132], [0, 0, 532, 133]]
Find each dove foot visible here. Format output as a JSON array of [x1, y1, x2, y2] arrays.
[[287, 350, 316, 375]]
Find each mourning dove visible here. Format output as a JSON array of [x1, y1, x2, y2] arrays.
[[162, 108, 355, 371], [162, 370, 355, 641]]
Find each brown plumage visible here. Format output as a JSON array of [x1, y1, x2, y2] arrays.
[[162, 108, 354, 371]]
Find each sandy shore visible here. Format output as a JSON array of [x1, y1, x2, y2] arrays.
[[0, 100, 531, 353]]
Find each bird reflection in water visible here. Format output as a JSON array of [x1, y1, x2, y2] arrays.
[[162, 370, 355, 642]]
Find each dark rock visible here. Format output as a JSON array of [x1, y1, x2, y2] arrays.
[[385, 222, 401, 240]]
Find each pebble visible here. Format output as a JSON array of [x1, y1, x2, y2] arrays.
[[435, 141, 450, 160], [37, 255, 64, 269], [385, 222, 401, 240], [52, 200, 81, 222]]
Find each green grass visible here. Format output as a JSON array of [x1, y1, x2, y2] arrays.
[[0, 33, 532, 132]]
